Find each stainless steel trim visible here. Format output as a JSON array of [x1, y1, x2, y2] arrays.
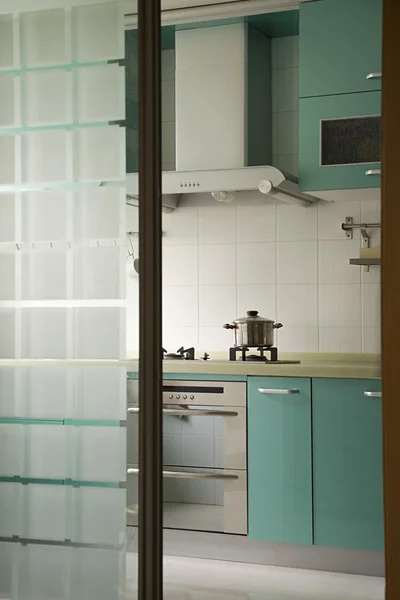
[[128, 468, 239, 480], [365, 169, 381, 175], [364, 391, 382, 397], [138, 0, 162, 598], [366, 72, 382, 79], [128, 407, 239, 417], [258, 388, 300, 395]]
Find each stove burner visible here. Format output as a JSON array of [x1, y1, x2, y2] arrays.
[[245, 355, 268, 362], [229, 346, 278, 362], [162, 346, 196, 361]]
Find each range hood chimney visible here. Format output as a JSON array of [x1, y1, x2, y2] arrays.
[[126, 23, 320, 210]]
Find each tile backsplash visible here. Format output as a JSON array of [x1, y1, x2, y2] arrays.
[[127, 196, 381, 355], [126, 35, 381, 356]]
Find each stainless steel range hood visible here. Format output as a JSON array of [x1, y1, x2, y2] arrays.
[[126, 166, 318, 212], [126, 21, 321, 211]]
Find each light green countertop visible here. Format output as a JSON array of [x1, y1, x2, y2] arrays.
[[128, 353, 381, 379]]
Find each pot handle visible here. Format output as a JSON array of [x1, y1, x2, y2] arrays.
[[273, 323, 283, 330], [223, 323, 238, 330]]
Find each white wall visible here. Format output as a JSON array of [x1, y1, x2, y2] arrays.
[[126, 36, 381, 356]]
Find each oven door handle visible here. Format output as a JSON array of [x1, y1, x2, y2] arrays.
[[127, 407, 238, 417], [127, 468, 238, 480]]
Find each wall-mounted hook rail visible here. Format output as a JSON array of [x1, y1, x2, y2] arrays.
[[342, 217, 381, 239]]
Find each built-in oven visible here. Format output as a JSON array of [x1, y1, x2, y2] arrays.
[[127, 378, 247, 535]]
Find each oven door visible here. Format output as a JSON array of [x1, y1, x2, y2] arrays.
[[127, 379, 247, 535]]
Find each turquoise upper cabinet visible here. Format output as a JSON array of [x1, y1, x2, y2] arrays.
[[248, 377, 313, 545], [299, 91, 381, 191], [312, 378, 384, 551], [299, 0, 382, 98]]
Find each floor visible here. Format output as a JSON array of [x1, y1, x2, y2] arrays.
[[126, 555, 385, 600]]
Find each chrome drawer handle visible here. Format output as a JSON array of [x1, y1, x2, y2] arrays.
[[364, 391, 382, 397], [365, 169, 381, 176], [127, 468, 238, 480], [127, 407, 238, 417], [258, 388, 300, 395], [366, 72, 382, 80]]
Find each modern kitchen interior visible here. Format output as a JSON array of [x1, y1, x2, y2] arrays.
[[0, 0, 384, 599]]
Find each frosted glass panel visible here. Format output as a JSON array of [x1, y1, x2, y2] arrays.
[[2, 2, 128, 598], [22, 252, 67, 300], [73, 3, 124, 62], [19, 545, 70, 600], [74, 368, 126, 421], [22, 308, 67, 359], [22, 368, 68, 420], [0, 194, 15, 242], [0, 74, 17, 128], [24, 425, 68, 479], [22, 131, 68, 184], [72, 548, 121, 600], [21, 191, 67, 242], [76, 64, 125, 123], [0, 424, 23, 476], [0, 253, 16, 300], [21, 9, 67, 68], [0, 135, 16, 184], [73, 487, 125, 545], [0, 15, 14, 69], [74, 426, 126, 482], [25, 485, 69, 541], [73, 187, 124, 240], [75, 126, 125, 181], [74, 246, 122, 299], [0, 368, 17, 417], [73, 308, 123, 359], [0, 310, 15, 358], [0, 543, 15, 600], [0, 483, 20, 537], [24, 70, 71, 126]]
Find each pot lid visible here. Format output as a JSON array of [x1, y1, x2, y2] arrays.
[[233, 310, 275, 324]]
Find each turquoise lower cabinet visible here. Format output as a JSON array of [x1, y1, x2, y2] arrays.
[[248, 377, 313, 545], [312, 378, 384, 551], [299, 91, 381, 192]]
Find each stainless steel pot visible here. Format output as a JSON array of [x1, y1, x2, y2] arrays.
[[223, 310, 283, 348]]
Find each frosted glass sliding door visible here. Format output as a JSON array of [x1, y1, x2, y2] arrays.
[[0, 1, 129, 599]]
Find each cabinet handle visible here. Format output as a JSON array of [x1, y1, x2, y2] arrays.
[[127, 407, 238, 417], [366, 72, 382, 80], [364, 391, 382, 398], [127, 468, 238, 480], [365, 169, 381, 176], [258, 388, 300, 395]]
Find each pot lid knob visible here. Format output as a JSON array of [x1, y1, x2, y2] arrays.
[[246, 310, 259, 317]]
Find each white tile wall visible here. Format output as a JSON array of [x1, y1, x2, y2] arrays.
[[125, 36, 381, 356]]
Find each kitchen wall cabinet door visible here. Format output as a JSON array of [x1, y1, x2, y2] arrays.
[[299, 91, 381, 192], [312, 378, 384, 551], [247, 377, 312, 545], [299, 0, 382, 98]]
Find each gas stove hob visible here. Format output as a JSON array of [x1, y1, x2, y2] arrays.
[[229, 346, 300, 364], [162, 347, 210, 361]]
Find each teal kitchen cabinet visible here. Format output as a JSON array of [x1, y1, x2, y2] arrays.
[[299, 91, 381, 192], [300, 0, 382, 98], [248, 377, 313, 545], [312, 378, 384, 551]]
